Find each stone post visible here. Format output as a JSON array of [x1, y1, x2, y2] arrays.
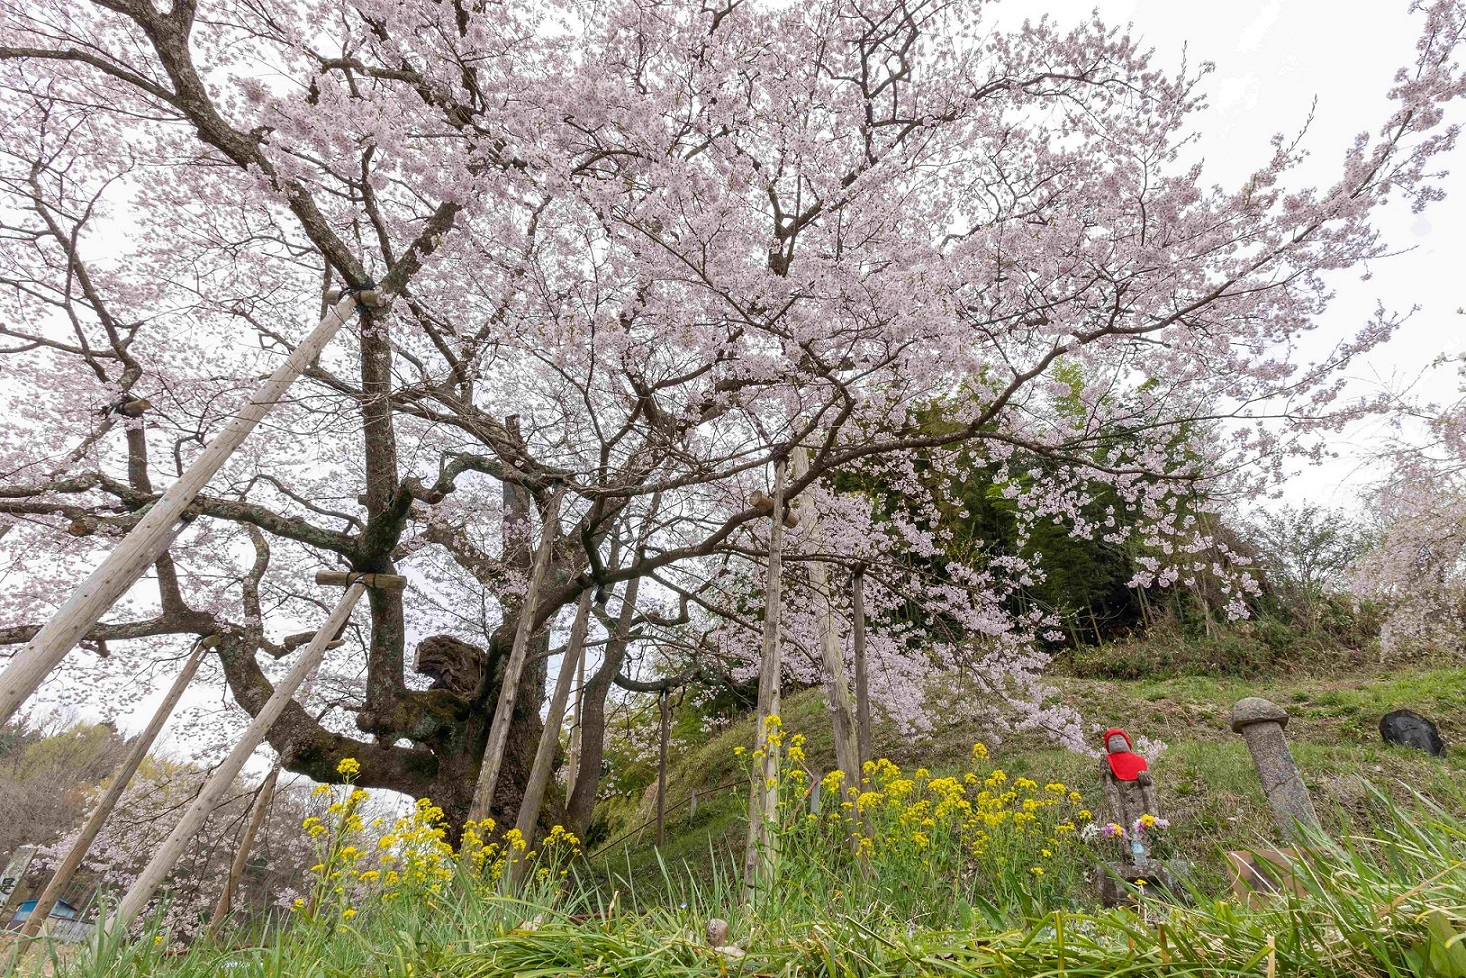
[[1230, 697, 1320, 842]]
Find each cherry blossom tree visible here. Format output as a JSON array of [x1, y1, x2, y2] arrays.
[[1353, 355, 1466, 650], [2, 0, 1464, 840]]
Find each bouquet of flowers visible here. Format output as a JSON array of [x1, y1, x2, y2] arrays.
[[1080, 820, 1131, 862], [1130, 813, 1175, 860]]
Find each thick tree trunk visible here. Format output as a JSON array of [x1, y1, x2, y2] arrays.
[[469, 484, 563, 823], [791, 446, 858, 789], [566, 573, 642, 838], [512, 587, 592, 875]]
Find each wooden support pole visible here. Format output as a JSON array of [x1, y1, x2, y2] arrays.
[[655, 688, 671, 847], [743, 455, 788, 905], [313, 571, 405, 590], [0, 293, 378, 725], [566, 637, 585, 802], [510, 587, 593, 881], [791, 446, 859, 790], [112, 584, 364, 931], [207, 762, 280, 937], [468, 484, 565, 823], [20, 640, 209, 941], [852, 564, 871, 771]]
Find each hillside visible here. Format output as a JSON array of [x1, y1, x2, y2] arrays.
[[590, 664, 1466, 898]]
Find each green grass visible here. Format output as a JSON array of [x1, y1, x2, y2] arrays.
[[14, 662, 1466, 977], [20, 787, 1466, 977]]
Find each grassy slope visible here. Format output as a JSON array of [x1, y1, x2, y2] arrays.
[[593, 664, 1466, 897]]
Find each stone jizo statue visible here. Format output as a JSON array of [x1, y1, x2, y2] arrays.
[[1100, 727, 1160, 867]]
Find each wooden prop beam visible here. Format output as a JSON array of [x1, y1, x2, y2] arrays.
[[791, 446, 859, 791], [112, 583, 364, 931], [0, 292, 380, 725], [565, 638, 586, 802], [468, 484, 565, 823], [743, 455, 788, 904], [852, 564, 871, 769], [207, 762, 280, 937], [511, 587, 593, 881], [20, 641, 209, 940], [313, 571, 405, 590]]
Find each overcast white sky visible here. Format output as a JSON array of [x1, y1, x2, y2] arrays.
[[1035, 0, 1466, 506]]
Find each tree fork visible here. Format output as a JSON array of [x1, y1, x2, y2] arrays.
[[0, 292, 380, 724]]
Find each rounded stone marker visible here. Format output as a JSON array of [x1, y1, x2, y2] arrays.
[[1229, 697, 1319, 842], [706, 918, 730, 947], [1231, 697, 1289, 733]]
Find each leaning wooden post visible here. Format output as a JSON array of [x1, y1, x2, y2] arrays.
[[790, 446, 858, 789], [206, 761, 280, 937], [112, 583, 365, 931], [468, 482, 566, 823], [510, 587, 593, 881], [655, 687, 671, 847], [20, 638, 211, 940], [851, 563, 871, 771], [0, 291, 386, 725], [566, 642, 585, 801], [743, 454, 788, 905]]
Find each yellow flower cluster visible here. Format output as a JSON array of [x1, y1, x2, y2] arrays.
[[296, 758, 585, 922], [754, 737, 1089, 908]]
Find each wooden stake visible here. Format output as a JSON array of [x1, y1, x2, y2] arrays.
[[655, 688, 671, 847], [207, 762, 280, 937], [565, 635, 585, 802], [743, 455, 787, 905], [0, 293, 376, 725], [468, 484, 565, 823], [511, 587, 593, 881], [112, 583, 364, 931], [20, 641, 208, 940], [791, 446, 858, 790], [852, 564, 871, 771]]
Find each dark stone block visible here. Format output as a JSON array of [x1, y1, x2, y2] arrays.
[[1379, 708, 1445, 757]]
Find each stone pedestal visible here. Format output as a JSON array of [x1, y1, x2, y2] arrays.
[[1096, 858, 1186, 907]]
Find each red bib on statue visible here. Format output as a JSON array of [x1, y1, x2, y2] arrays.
[[1103, 728, 1148, 781]]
